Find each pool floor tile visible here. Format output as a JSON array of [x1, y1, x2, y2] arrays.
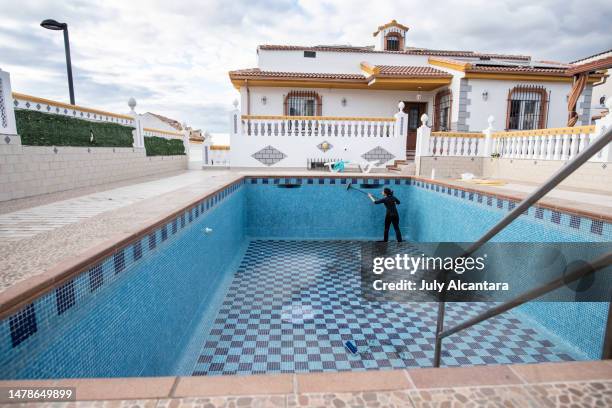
[[192, 240, 582, 376]]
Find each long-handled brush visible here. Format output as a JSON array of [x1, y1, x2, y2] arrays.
[[346, 183, 371, 197]]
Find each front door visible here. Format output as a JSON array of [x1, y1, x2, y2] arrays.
[[403, 102, 427, 161]]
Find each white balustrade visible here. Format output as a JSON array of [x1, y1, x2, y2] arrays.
[[240, 116, 396, 138], [490, 125, 601, 162], [428, 132, 484, 157]]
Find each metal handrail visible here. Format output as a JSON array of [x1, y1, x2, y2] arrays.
[[433, 125, 612, 367]]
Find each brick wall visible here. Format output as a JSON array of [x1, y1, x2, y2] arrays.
[[0, 145, 187, 201]]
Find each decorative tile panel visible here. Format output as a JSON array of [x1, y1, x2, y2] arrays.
[[316, 141, 333, 153], [252, 145, 287, 166], [361, 146, 395, 165], [0, 78, 7, 128]]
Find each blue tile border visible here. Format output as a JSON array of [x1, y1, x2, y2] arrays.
[[1, 179, 246, 352]]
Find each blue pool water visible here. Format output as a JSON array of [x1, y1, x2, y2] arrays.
[[0, 177, 609, 379]]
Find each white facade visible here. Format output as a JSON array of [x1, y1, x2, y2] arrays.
[[229, 20, 600, 167], [243, 87, 434, 119], [246, 50, 583, 130]]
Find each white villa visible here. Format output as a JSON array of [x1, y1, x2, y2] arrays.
[[227, 20, 607, 168]]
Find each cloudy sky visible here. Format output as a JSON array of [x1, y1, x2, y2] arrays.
[[1, 0, 611, 134]]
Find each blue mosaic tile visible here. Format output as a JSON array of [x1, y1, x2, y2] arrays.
[[9, 304, 37, 347], [56, 280, 75, 315], [149, 232, 157, 249], [591, 220, 603, 235], [113, 250, 125, 274], [133, 241, 142, 261], [89, 264, 103, 292], [192, 241, 581, 376]]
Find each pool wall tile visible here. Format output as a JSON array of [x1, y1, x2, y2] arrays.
[[0, 179, 246, 379]]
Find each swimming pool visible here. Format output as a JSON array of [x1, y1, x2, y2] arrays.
[[1, 176, 610, 379]]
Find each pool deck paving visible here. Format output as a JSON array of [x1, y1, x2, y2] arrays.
[[1, 360, 611, 406]]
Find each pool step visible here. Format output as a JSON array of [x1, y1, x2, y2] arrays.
[[387, 160, 415, 175]]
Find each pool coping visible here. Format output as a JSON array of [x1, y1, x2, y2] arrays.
[[1, 361, 611, 402], [1, 173, 610, 320]]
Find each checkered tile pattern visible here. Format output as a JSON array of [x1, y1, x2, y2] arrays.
[[192, 240, 578, 376]]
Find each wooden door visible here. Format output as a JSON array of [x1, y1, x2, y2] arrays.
[[403, 102, 427, 160]]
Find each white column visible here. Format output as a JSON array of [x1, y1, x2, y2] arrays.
[[127, 97, 144, 149], [394, 102, 409, 158], [0, 69, 20, 145], [415, 113, 431, 157], [229, 99, 240, 138], [481, 115, 494, 157], [202, 133, 212, 165], [182, 129, 190, 153]]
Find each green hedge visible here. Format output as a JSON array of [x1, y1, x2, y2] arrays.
[[15, 109, 134, 147], [144, 136, 186, 156]]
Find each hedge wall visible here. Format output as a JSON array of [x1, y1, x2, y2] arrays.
[[15, 110, 134, 147], [144, 136, 186, 156]]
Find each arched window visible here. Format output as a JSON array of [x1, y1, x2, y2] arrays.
[[384, 32, 403, 51], [433, 89, 452, 131], [506, 86, 549, 130], [284, 91, 322, 116]]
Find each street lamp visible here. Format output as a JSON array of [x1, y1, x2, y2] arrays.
[[40, 19, 75, 105]]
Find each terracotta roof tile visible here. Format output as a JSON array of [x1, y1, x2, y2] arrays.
[[467, 65, 569, 75], [375, 65, 451, 77], [258, 45, 531, 61], [229, 69, 366, 81]]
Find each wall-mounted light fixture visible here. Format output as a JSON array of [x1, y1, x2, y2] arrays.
[[482, 90, 488, 101], [261, 96, 267, 105], [416, 87, 422, 101], [341, 97, 347, 107]]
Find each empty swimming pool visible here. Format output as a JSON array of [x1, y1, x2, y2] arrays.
[[1, 176, 609, 379]]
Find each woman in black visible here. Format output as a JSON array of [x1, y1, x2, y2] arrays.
[[368, 188, 402, 242]]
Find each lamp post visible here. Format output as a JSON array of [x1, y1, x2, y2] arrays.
[[40, 19, 75, 105]]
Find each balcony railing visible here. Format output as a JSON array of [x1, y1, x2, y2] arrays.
[[241, 115, 397, 138], [491, 125, 601, 161], [429, 131, 484, 156]]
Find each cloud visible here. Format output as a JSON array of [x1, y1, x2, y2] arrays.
[[1, 0, 611, 132]]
